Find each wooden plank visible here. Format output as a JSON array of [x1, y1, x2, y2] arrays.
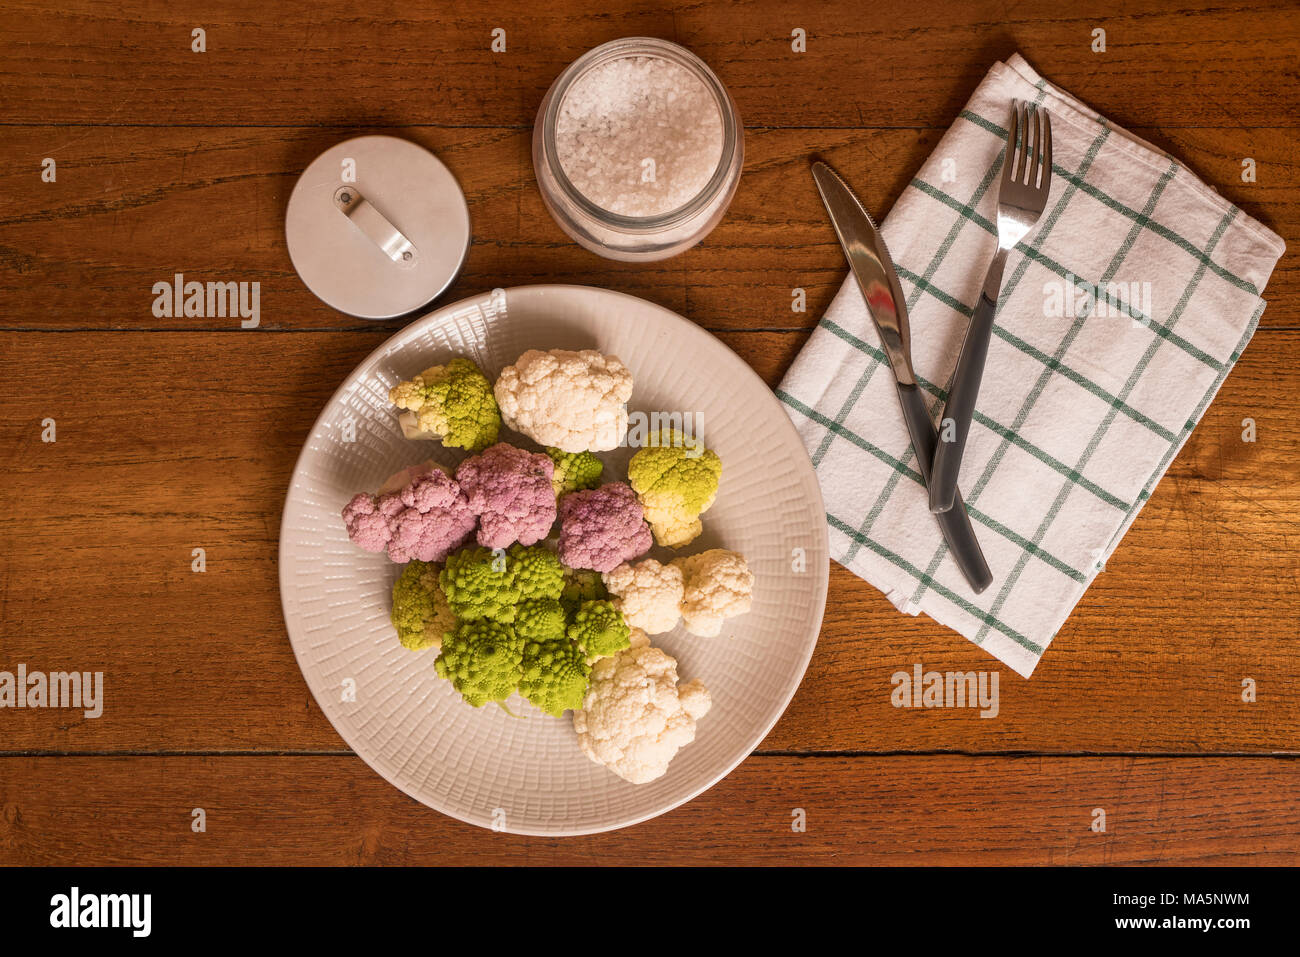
[[1, 125, 1294, 332], [1, 331, 1296, 754], [2, 0, 1297, 129], [0, 754, 1296, 865]]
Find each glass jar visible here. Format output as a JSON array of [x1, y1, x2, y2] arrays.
[[532, 37, 744, 262]]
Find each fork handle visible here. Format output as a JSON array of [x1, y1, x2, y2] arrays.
[[929, 251, 1007, 514]]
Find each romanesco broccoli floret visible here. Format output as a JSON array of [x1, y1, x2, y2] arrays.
[[435, 619, 524, 707], [545, 447, 604, 499], [627, 429, 722, 548], [510, 543, 565, 602], [567, 599, 631, 660], [560, 568, 608, 616], [389, 358, 501, 453], [390, 559, 458, 650], [439, 546, 521, 622], [518, 638, 591, 717], [514, 598, 567, 643]]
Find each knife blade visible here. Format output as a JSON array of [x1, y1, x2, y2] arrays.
[[811, 161, 992, 594]]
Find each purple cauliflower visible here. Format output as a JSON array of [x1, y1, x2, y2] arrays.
[[454, 443, 557, 549], [557, 482, 653, 573], [342, 465, 477, 563]]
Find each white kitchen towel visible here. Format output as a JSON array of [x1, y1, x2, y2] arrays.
[[777, 54, 1285, 677]]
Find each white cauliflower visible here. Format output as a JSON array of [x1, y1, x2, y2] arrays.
[[494, 349, 633, 453], [671, 549, 754, 638], [573, 629, 712, 784], [603, 559, 684, 635]]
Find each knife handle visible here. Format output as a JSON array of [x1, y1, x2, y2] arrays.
[[930, 253, 1005, 514], [895, 382, 993, 593]]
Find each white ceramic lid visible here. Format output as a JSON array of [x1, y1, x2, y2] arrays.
[[285, 135, 470, 319]]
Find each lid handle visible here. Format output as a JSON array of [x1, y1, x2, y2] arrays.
[[333, 186, 418, 266]]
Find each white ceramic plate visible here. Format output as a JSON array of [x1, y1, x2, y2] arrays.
[[279, 285, 828, 835]]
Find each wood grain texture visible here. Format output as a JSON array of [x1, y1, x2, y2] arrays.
[[2, 0, 1298, 129], [2, 0, 1298, 865], [1, 754, 1297, 865], [1, 332, 1295, 754], [1, 124, 1294, 331]]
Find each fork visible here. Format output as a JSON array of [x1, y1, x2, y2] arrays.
[[929, 101, 1053, 514]]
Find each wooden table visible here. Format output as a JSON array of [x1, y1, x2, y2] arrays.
[[1, 0, 1297, 865]]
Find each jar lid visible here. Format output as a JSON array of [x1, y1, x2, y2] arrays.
[[285, 135, 470, 319]]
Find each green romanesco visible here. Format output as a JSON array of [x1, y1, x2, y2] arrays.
[[545, 447, 603, 499], [513, 598, 567, 643], [435, 619, 524, 707], [389, 358, 500, 453], [390, 559, 458, 650], [518, 638, 591, 717], [433, 543, 612, 710], [439, 544, 563, 622], [627, 429, 722, 548], [567, 599, 631, 660], [440, 546, 522, 622], [510, 543, 565, 602], [560, 568, 607, 616]]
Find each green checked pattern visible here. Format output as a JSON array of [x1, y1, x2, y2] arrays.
[[907, 132, 1167, 612], [958, 109, 1262, 298], [777, 62, 1280, 677]]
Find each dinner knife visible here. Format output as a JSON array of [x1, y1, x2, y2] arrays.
[[811, 160, 992, 594]]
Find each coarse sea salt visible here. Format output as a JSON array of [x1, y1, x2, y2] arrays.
[[555, 55, 724, 218]]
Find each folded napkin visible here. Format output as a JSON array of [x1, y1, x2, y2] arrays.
[[778, 53, 1285, 677]]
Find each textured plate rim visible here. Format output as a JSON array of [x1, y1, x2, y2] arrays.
[[277, 284, 829, 836]]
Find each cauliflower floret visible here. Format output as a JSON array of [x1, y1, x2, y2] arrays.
[[556, 482, 653, 573], [671, 549, 754, 638], [341, 465, 477, 564], [375, 460, 444, 495], [603, 559, 684, 635], [494, 350, 633, 453], [390, 559, 458, 650], [572, 629, 712, 784], [627, 429, 722, 548], [389, 358, 500, 452], [455, 443, 557, 549]]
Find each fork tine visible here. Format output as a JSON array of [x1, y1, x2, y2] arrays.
[[1039, 109, 1052, 191], [1020, 102, 1032, 182], [1026, 107, 1040, 186], [1004, 101, 1020, 184], [1034, 107, 1045, 185]]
